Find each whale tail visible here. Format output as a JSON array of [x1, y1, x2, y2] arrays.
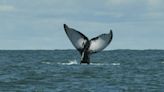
[[64, 24, 113, 64]]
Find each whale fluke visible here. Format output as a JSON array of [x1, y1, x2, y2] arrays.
[[64, 24, 113, 64], [89, 30, 113, 53], [64, 24, 89, 54]]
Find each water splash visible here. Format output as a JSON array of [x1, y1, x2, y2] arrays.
[[57, 60, 120, 66], [58, 60, 78, 65], [58, 60, 107, 66]]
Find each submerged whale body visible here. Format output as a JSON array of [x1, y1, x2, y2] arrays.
[[64, 24, 113, 64]]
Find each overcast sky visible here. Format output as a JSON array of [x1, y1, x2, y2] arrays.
[[0, 0, 164, 50]]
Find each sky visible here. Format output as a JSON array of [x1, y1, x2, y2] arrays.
[[0, 0, 164, 50]]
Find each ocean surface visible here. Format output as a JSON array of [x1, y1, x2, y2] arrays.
[[0, 50, 164, 92]]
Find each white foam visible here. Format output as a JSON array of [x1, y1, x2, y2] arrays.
[[58, 60, 78, 65], [41, 61, 51, 64], [90, 63, 107, 66], [58, 60, 107, 66], [57, 60, 120, 66], [111, 63, 120, 66]]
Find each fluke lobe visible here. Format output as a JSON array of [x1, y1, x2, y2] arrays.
[[64, 24, 113, 64]]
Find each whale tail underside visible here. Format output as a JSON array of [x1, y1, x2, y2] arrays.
[[64, 24, 113, 64]]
